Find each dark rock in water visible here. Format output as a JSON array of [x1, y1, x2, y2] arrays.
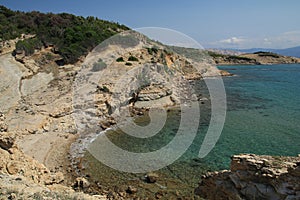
[[145, 172, 159, 183]]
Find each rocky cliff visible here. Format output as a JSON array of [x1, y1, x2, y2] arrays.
[[0, 50, 107, 199], [195, 154, 300, 200]]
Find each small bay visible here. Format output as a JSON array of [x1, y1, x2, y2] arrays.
[[82, 64, 300, 198]]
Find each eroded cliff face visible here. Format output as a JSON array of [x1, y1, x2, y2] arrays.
[[195, 154, 300, 200]]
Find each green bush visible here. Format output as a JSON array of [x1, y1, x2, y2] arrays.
[[228, 55, 254, 61], [254, 51, 280, 58], [98, 85, 110, 93], [128, 56, 138, 62], [15, 38, 42, 56], [116, 57, 124, 62], [125, 62, 132, 66], [147, 47, 158, 55]]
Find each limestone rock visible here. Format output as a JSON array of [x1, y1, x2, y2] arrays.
[[0, 112, 8, 132], [74, 177, 90, 189], [195, 154, 300, 200], [0, 174, 107, 200]]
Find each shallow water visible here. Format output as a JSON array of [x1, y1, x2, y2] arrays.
[[82, 64, 300, 198]]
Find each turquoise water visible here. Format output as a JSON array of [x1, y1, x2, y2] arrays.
[[203, 64, 300, 168], [83, 64, 300, 197]]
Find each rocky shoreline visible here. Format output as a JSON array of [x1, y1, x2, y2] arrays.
[[195, 154, 300, 200], [1, 33, 300, 199], [0, 32, 214, 199]]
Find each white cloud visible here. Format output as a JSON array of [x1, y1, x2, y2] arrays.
[[209, 31, 300, 49], [210, 36, 247, 48], [219, 37, 246, 45]]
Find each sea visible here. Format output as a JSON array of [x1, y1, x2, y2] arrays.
[[82, 64, 300, 198]]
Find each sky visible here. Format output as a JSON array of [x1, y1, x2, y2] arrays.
[[1, 0, 300, 49]]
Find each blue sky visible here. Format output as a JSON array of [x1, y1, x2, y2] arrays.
[[1, 0, 300, 49]]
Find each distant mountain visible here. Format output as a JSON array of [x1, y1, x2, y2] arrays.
[[275, 46, 300, 58], [229, 46, 300, 58]]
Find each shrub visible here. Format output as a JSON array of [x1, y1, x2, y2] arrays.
[[254, 51, 280, 58], [147, 47, 158, 55], [15, 37, 42, 56], [0, 5, 129, 64], [228, 55, 254, 61], [98, 85, 110, 93], [125, 62, 132, 66], [128, 56, 138, 62], [116, 57, 124, 62]]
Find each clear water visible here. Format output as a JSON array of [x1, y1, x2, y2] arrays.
[[217, 64, 300, 159], [82, 64, 300, 198]]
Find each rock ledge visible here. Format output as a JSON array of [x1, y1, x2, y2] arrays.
[[195, 154, 300, 200]]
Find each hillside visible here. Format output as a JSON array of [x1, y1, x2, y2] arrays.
[[0, 6, 128, 64]]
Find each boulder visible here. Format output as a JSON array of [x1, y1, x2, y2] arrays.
[[74, 177, 90, 189], [145, 172, 159, 183], [126, 185, 137, 194], [0, 133, 15, 150], [195, 154, 300, 200]]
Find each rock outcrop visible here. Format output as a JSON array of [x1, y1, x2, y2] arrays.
[[0, 131, 107, 199], [212, 52, 300, 65], [195, 154, 300, 200], [0, 132, 63, 185], [0, 174, 106, 200]]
